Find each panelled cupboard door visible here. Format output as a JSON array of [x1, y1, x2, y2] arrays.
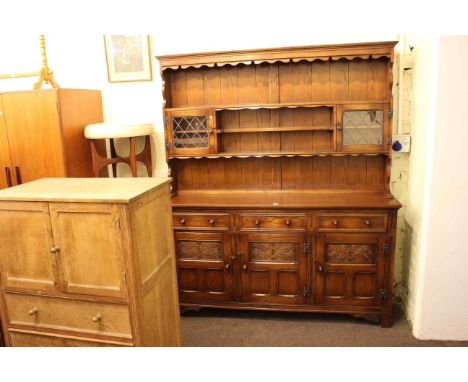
[[175, 231, 234, 303], [48, 203, 127, 299], [0, 201, 59, 291], [240, 233, 306, 305], [1, 92, 66, 184], [315, 233, 386, 306]]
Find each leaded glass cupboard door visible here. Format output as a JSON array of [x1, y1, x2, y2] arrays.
[[166, 109, 217, 155], [337, 104, 390, 152]]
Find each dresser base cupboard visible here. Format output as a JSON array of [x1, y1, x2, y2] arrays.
[[157, 41, 402, 327], [0, 178, 181, 346]]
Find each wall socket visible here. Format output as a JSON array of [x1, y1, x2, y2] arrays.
[[392, 134, 411, 153]]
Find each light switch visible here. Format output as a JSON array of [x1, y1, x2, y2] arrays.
[[392, 134, 411, 153]]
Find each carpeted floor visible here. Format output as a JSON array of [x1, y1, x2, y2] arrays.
[[181, 304, 468, 346]]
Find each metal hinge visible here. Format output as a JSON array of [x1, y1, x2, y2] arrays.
[[387, 109, 393, 118], [165, 142, 171, 150], [379, 288, 387, 300], [387, 136, 392, 145], [383, 242, 391, 255], [303, 287, 311, 297], [303, 243, 310, 255]]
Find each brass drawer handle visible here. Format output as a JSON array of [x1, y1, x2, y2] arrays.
[[318, 265, 324, 272], [209, 219, 215, 225], [242, 264, 247, 270], [180, 218, 186, 225], [364, 219, 371, 226], [255, 219, 260, 226], [28, 307, 38, 316], [285, 219, 291, 226], [50, 246, 60, 253], [92, 313, 102, 323], [332, 220, 338, 226]]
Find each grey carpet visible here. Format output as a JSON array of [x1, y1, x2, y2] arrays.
[[180, 304, 468, 346]]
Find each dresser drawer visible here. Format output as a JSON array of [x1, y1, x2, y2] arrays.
[[317, 213, 387, 232], [173, 212, 230, 230], [240, 214, 306, 231], [4, 293, 132, 339], [8, 330, 132, 347]]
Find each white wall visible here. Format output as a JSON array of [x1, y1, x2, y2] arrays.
[[410, 36, 468, 340]]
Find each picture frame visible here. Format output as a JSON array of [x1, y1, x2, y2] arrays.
[[104, 35, 152, 82]]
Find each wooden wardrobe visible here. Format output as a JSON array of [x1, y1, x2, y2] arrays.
[[0, 88, 103, 189], [157, 41, 401, 327]]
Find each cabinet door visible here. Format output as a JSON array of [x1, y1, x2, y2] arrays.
[[0, 99, 13, 189], [166, 109, 216, 156], [315, 233, 386, 306], [0, 202, 59, 291], [337, 103, 390, 153], [49, 203, 127, 299], [1, 92, 66, 184], [239, 233, 307, 305], [175, 231, 234, 303]]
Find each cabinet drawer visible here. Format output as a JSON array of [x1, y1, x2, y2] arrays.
[[317, 213, 387, 232], [4, 293, 132, 339], [240, 214, 306, 231], [173, 213, 230, 230], [8, 330, 132, 347]]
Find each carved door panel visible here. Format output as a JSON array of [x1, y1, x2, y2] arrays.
[[315, 233, 386, 306], [175, 231, 234, 303], [239, 233, 307, 305], [0, 201, 60, 292], [48, 203, 127, 299]]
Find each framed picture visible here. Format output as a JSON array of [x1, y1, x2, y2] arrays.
[[104, 35, 152, 82]]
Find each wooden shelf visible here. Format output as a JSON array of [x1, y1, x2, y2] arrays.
[[171, 190, 401, 209], [168, 150, 388, 159], [165, 100, 388, 112], [214, 126, 333, 134]]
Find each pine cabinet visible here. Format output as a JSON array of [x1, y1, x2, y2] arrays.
[[0, 178, 181, 346], [0, 89, 104, 189], [158, 41, 401, 327]]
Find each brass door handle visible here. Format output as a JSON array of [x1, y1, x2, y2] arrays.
[[28, 307, 38, 316], [4, 167, 12, 187], [92, 313, 102, 323], [318, 265, 324, 272], [225, 263, 231, 270], [242, 264, 247, 270], [180, 218, 186, 225]]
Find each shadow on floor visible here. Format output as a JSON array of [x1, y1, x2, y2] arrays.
[[180, 304, 468, 347]]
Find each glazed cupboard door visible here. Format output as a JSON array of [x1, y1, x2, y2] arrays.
[[48, 203, 127, 299], [0, 202, 60, 292], [239, 233, 307, 305], [337, 103, 390, 153], [175, 231, 234, 303], [166, 109, 216, 156], [315, 233, 386, 306]]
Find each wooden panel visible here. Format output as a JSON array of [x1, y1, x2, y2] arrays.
[[367, 58, 388, 101], [0, 97, 13, 189], [311, 61, 330, 101], [185, 69, 205, 106], [170, 71, 188, 107], [203, 68, 222, 105], [4, 293, 132, 338], [241, 158, 259, 188], [348, 59, 368, 101], [8, 330, 130, 347], [0, 201, 58, 291], [330, 156, 348, 186], [58, 89, 104, 177], [278, 63, 294, 103], [49, 203, 127, 299], [1, 91, 66, 183], [237, 65, 257, 104], [256, 64, 271, 103], [292, 62, 312, 102], [219, 66, 239, 105], [329, 60, 349, 101]]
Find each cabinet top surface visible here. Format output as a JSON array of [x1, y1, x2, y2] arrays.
[[0, 178, 171, 203]]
